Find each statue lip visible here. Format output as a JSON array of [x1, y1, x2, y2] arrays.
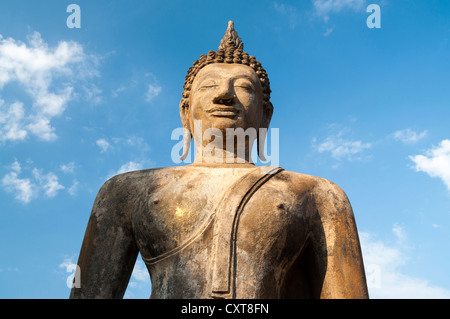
[[206, 106, 239, 118]]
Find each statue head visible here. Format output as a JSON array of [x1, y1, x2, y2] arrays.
[[179, 21, 273, 161]]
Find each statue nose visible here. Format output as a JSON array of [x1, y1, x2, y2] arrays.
[[214, 96, 234, 106], [213, 84, 236, 106]]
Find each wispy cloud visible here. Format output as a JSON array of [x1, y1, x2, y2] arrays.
[[59, 256, 79, 289], [323, 27, 334, 36], [313, 0, 367, 19], [81, 84, 103, 105], [0, 100, 28, 141], [145, 83, 162, 103], [313, 127, 372, 161], [60, 162, 76, 174], [110, 71, 161, 103], [391, 128, 428, 144], [96, 136, 150, 154], [68, 180, 79, 196], [1, 171, 37, 203], [32, 168, 64, 198], [144, 72, 162, 103], [1, 160, 67, 203], [0, 31, 99, 143], [10, 160, 22, 173], [109, 161, 144, 178], [409, 139, 450, 191], [111, 85, 126, 98], [59, 257, 77, 271], [361, 225, 450, 298], [274, 2, 299, 29], [96, 138, 111, 153]]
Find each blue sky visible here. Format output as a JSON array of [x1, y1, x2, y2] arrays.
[[1, 0, 450, 298]]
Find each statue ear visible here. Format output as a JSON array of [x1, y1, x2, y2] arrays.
[[257, 101, 273, 162], [262, 101, 273, 129], [179, 99, 190, 130], [179, 100, 192, 161]]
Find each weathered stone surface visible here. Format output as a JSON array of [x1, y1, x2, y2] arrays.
[[70, 21, 368, 299]]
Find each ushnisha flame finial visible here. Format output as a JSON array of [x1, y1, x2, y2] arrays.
[[218, 20, 244, 51]]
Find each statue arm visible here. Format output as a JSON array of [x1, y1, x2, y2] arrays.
[[69, 177, 139, 299], [309, 179, 369, 299]]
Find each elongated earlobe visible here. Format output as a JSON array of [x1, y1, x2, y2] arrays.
[[180, 128, 192, 161], [257, 128, 267, 162]]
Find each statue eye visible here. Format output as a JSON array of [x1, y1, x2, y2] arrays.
[[234, 78, 255, 91], [234, 82, 254, 92], [198, 82, 218, 90]]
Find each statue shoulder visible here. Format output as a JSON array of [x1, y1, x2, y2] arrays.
[[274, 170, 351, 206], [94, 167, 176, 206], [275, 170, 356, 237]]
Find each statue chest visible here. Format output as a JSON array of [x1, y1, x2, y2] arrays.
[[131, 171, 311, 298]]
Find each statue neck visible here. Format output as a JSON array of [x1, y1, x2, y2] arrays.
[[192, 131, 256, 165]]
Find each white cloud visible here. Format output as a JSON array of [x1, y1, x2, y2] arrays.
[[1, 160, 68, 202], [10, 160, 22, 173], [124, 136, 151, 152], [391, 129, 428, 144], [59, 256, 80, 289], [26, 116, 58, 141], [409, 139, 450, 191], [145, 83, 161, 102], [59, 257, 77, 270], [392, 223, 407, 243], [313, 0, 366, 23], [68, 180, 79, 196], [0, 100, 28, 141], [314, 130, 372, 160], [97, 136, 150, 154], [115, 161, 143, 175], [60, 162, 76, 174], [96, 138, 111, 153], [106, 161, 144, 181], [0, 31, 99, 142], [313, 0, 366, 16], [110, 72, 160, 103], [32, 168, 65, 198], [1, 171, 37, 203], [82, 84, 102, 105], [360, 225, 450, 298], [98, 136, 151, 181], [111, 85, 126, 98]]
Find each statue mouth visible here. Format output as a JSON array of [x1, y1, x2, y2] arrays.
[[206, 106, 239, 118]]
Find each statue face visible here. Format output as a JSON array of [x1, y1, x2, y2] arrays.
[[187, 63, 264, 134]]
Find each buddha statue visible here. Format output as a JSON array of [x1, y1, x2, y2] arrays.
[[69, 21, 369, 299]]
